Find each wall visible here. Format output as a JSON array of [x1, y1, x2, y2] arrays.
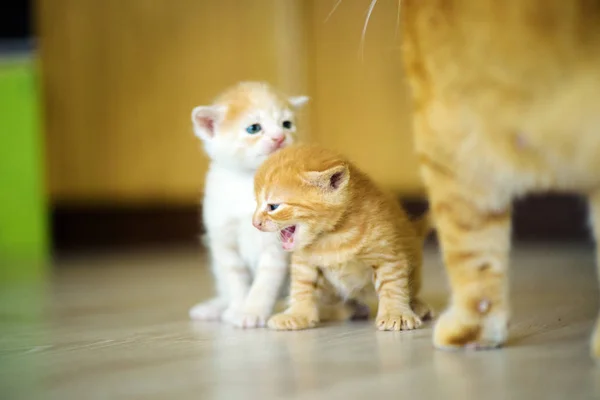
[[39, 0, 423, 206], [308, 0, 422, 193]]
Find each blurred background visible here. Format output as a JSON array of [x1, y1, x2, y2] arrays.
[[0, 0, 591, 279], [1, 2, 598, 398]]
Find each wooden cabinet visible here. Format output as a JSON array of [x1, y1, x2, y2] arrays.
[[39, 0, 423, 205]]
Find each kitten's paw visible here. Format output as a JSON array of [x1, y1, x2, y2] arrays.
[[268, 313, 318, 331], [376, 310, 422, 331], [411, 297, 435, 320], [350, 300, 372, 320], [222, 307, 269, 329], [189, 299, 227, 321], [433, 306, 508, 351]]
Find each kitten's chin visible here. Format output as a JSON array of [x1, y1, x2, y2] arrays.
[[263, 140, 292, 157]]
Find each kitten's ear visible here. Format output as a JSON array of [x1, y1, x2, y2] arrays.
[[288, 96, 309, 109], [305, 164, 349, 191], [191, 105, 227, 141]]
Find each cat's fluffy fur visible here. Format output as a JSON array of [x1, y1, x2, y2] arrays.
[[252, 144, 432, 331], [401, 0, 600, 355], [188, 81, 308, 328]]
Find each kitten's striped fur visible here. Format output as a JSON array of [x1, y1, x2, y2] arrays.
[[252, 144, 432, 331]]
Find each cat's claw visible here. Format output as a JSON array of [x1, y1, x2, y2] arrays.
[[268, 313, 318, 330], [376, 310, 422, 331], [433, 306, 508, 351], [189, 299, 227, 321], [222, 307, 269, 329]]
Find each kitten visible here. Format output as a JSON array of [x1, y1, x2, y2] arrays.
[[188, 81, 308, 328], [252, 144, 432, 331], [401, 0, 600, 355]]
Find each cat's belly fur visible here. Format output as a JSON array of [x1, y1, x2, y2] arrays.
[[425, 97, 600, 204], [403, 0, 600, 201], [319, 259, 375, 300]]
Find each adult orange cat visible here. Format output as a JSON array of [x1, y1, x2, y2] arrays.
[[400, 0, 600, 355], [252, 144, 432, 331]]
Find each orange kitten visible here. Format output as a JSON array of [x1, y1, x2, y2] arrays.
[[252, 144, 432, 331], [401, 0, 600, 354]]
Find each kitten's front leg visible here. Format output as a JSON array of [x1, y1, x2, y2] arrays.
[[227, 251, 288, 329], [372, 258, 422, 331], [206, 242, 252, 325], [190, 238, 245, 321], [268, 255, 319, 330]]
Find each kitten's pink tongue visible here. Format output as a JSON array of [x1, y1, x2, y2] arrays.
[[280, 226, 296, 251]]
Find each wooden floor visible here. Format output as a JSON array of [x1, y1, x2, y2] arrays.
[[1, 244, 599, 399]]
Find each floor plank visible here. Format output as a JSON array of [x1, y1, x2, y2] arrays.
[[0, 244, 598, 399]]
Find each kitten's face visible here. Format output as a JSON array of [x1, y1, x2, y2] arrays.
[[191, 82, 308, 171], [252, 145, 350, 251]]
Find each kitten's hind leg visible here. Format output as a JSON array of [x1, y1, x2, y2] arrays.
[[587, 191, 600, 358], [189, 297, 228, 321], [315, 273, 355, 322], [317, 299, 375, 322], [411, 297, 434, 321]]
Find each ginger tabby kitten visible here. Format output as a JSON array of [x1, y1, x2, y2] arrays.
[[401, 0, 600, 355], [252, 144, 432, 331]]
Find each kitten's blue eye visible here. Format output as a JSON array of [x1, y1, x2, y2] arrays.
[[246, 124, 262, 134], [268, 204, 280, 211], [282, 120, 293, 129]]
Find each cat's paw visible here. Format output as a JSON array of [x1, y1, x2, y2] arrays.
[[376, 310, 422, 331], [189, 299, 227, 321], [222, 307, 269, 329], [433, 305, 508, 351], [268, 313, 318, 330]]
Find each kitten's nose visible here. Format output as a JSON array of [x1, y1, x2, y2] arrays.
[[271, 134, 285, 146], [252, 217, 263, 230]]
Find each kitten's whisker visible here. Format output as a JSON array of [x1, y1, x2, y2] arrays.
[[359, 0, 378, 62], [325, 0, 343, 23]]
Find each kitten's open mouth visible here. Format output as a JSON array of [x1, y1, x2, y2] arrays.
[[279, 225, 296, 251]]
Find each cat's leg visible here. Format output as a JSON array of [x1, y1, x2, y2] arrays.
[[204, 241, 252, 326], [587, 191, 600, 358], [268, 256, 320, 330], [189, 245, 231, 321], [189, 297, 228, 321], [225, 251, 288, 328], [420, 153, 512, 349], [373, 259, 422, 331]]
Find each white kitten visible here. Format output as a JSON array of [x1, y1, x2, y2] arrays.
[[189, 82, 308, 328]]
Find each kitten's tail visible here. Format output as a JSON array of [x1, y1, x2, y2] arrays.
[[412, 212, 433, 239]]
